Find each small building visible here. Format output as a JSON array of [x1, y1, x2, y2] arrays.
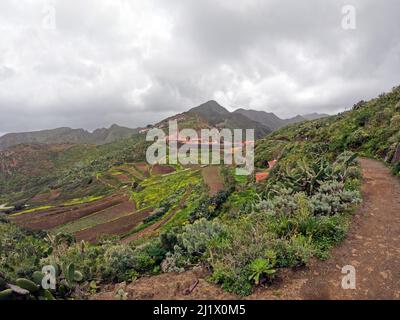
[[268, 160, 277, 169], [256, 172, 269, 183]]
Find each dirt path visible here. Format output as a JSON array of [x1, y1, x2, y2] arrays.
[[251, 158, 400, 300], [92, 158, 400, 300]]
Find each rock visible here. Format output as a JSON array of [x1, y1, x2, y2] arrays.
[[392, 144, 400, 164]]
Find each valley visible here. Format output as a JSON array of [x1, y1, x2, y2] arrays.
[[0, 86, 399, 300]]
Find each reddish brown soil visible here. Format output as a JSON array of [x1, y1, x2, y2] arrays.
[[97, 174, 121, 187], [201, 166, 224, 196], [117, 166, 145, 180], [92, 158, 400, 300], [30, 189, 61, 203], [122, 187, 192, 243], [151, 164, 176, 175], [134, 162, 150, 177], [53, 200, 136, 234], [91, 267, 234, 300], [74, 208, 153, 243], [11, 194, 126, 230], [112, 173, 131, 184]]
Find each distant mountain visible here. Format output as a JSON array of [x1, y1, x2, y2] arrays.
[[233, 109, 328, 131], [0, 101, 329, 150], [0, 125, 138, 150], [233, 109, 286, 131], [188, 100, 231, 124], [188, 101, 272, 138]]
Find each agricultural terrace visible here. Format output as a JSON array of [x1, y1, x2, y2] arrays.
[[8, 163, 207, 244]]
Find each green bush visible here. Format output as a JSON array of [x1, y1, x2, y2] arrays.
[[273, 235, 314, 267], [103, 245, 137, 281], [392, 162, 400, 176]]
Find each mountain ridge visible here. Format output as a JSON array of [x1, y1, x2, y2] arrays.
[[0, 124, 139, 150], [0, 101, 329, 150]]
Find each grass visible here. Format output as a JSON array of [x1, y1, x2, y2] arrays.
[[61, 195, 104, 207], [156, 183, 207, 232], [10, 205, 54, 217], [51, 202, 134, 234], [132, 168, 202, 210]]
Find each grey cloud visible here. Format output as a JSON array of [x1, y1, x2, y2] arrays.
[[0, 0, 399, 133]]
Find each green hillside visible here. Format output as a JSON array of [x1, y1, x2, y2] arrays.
[[0, 135, 149, 205], [0, 86, 399, 300], [256, 85, 400, 175], [0, 125, 139, 150]]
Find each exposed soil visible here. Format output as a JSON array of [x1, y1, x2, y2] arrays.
[[201, 166, 224, 196], [74, 208, 153, 243], [134, 162, 150, 177], [117, 166, 145, 180], [111, 173, 132, 184], [97, 174, 121, 188], [53, 200, 136, 235], [11, 194, 126, 230], [91, 267, 234, 300], [30, 188, 61, 203], [151, 164, 176, 175], [92, 158, 400, 300]]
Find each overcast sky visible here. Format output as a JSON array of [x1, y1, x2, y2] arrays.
[[0, 0, 399, 134]]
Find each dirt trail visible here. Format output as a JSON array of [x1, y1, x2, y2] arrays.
[[92, 158, 400, 300], [253, 158, 400, 299]]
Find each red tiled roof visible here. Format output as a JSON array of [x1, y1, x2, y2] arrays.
[[256, 172, 269, 182]]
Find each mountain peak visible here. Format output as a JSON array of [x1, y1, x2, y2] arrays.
[[189, 100, 230, 115]]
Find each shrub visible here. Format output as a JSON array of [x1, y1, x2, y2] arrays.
[[189, 190, 232, 222], [103, 245, 137, 281], [161, 247, 190, 273], [347, 129, 369, 149], [0, 222, 50, 282], [160, 227, 179, 251], [133, 240, 166, 273], [210, 263, 253, 296], [310, 180, 361, 216], [391, 114, 400, 129], [392, 162, 400, 176], [248, 251, 276, 285], [273, 235, 314, 268], [177, 218, 226, 257]]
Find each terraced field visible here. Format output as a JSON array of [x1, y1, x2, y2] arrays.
[[122, 186, 193, 243], [10, 194, 126, 230], [52, 198, 136, 234], [115, 165, 145, 180], [8, 163, 206, 243], [75, 208, 153, 242]]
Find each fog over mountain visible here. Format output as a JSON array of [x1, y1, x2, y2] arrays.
[[0, 0, 399, 134]]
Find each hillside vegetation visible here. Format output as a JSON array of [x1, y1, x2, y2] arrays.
[[0, 125, 138, 150], [0, 86, 399, 299], [256, 85, 400, 175], [0, 135, 149, 205]]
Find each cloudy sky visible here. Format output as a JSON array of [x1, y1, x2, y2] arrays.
[[0, 0, 399, 134]]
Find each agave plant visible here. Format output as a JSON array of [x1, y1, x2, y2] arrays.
[[248, 250, 277, 285]]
